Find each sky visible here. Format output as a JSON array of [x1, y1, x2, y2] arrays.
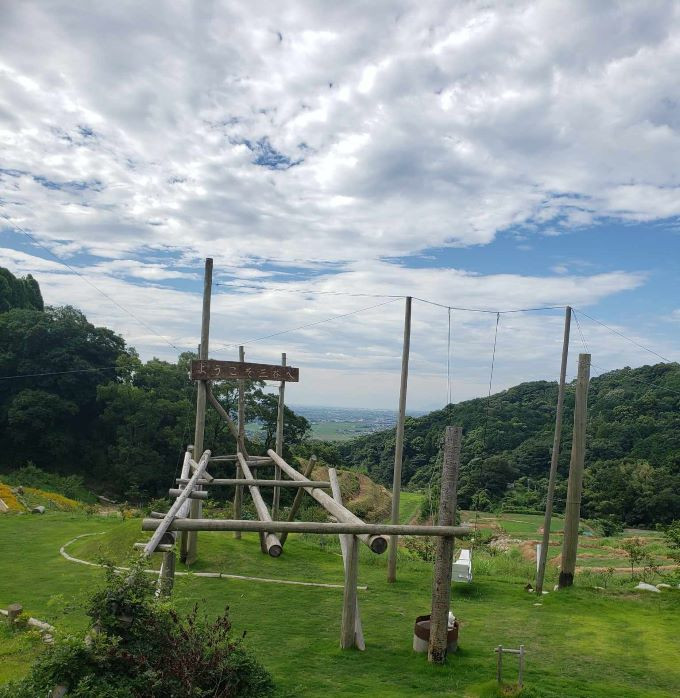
[[1, 1, 679, 410]]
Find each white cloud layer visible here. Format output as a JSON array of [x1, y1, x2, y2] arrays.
[[2, 1, 680, 265]]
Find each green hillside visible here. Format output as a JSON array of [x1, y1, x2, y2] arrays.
[[340, 363, 680, 527]]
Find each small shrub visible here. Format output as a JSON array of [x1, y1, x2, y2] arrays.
[[0, 559, 275, 698], [591, 517, 624, 538]]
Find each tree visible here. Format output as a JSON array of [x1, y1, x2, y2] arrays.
[[0, 267, 44, 312], [621, 538, 645, 579]]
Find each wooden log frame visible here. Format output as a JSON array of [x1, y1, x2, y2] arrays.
[[175, 479, 331, 489], [143, 450, 211, 557], [142, 519, 472, 537], [237, 453, 283, 557], [267, 450, 388, 554], [329, 468, 365, 651], [279, 455, 316, 547], [428, 426, 462, 664]]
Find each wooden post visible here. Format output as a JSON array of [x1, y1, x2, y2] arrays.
[[329, 467, 365, 650], [518, 644, 525, 688], [279, 455, 316, 546], [7, 603, 22, 624], [559, 352, 591, 588], [496, 645, 503, 683], [237, 453, 283, 557], [159, 551, 176, 596], [388, 295, 412, 583], [234, 345, 246, 539], [536, 306, 571, 594], [340, 534, 359, 650], [428, 425, 462, 663], [185, 258, 213, 565], [179, 446, 193, 562], [273, 352, 286, 519]]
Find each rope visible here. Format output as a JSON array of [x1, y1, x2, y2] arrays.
[[446, 308, 452, 407]]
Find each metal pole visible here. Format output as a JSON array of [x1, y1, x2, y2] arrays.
[[184, 257, 212, 564], [536, 306, 571, 594], [559, 352, 591, 588], [387, 296, 412, 583]]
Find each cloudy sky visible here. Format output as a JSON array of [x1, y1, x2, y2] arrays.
[[1, 1, 678, 409]]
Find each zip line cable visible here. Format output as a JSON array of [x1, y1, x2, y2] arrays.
[[573, 308, 673, 364], [1, 214, 189, 354], [413, 297, 566, 314], [0, 365, 121, 381], [210, 297, 402, 352], [572, 310, 590, 354]]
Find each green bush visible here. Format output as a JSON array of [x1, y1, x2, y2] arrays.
[[0, 560, 274, 698], [2, 463, 94, 503]]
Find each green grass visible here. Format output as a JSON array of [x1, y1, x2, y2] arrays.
[[1, 512, 679, 697]]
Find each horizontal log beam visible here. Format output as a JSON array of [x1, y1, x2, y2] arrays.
[[142, 518, 472, 537], [176, 478, 331, 489], [169, 488, 209, 499], [210, 455, 272, 462]]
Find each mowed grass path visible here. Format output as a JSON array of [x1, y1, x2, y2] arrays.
[[1, 513, 679, 697]]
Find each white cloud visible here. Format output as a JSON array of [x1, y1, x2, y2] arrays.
[[1, 1, 679, 266], [2, 247, 667, 409]]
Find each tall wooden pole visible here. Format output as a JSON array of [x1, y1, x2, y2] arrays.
[[535, 306, 571, 594], [234, 345, 246, 539], [329, 467, 365, 650], [559, 352, 591, 588], [273, 352, 286, 519], [428, 426, 462, 663], [185, 257, 213, 565], [340, 534, 359, 649], [388, 296, 412, 583]]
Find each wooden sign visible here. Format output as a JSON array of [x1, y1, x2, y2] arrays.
[[191, 359, 299, 382]]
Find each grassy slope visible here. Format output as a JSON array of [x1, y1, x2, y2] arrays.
[[1, 513, 679, 697]]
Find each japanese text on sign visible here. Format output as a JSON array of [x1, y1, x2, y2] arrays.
[[191, 359, 299, 382]]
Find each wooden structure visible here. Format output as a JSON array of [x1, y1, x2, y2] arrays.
[[133, 259, 471, 653], [495, 645, 526, 689]]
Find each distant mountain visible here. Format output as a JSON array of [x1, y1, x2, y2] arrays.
[[339, 363, 680, 526]]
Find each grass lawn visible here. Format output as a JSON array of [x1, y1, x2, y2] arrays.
[[1, 512, 679, 697]]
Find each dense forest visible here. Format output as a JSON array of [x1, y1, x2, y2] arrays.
[[1, 268, 678, 527], [340, 362, 680, 526], [0, 268, 310, 500]]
